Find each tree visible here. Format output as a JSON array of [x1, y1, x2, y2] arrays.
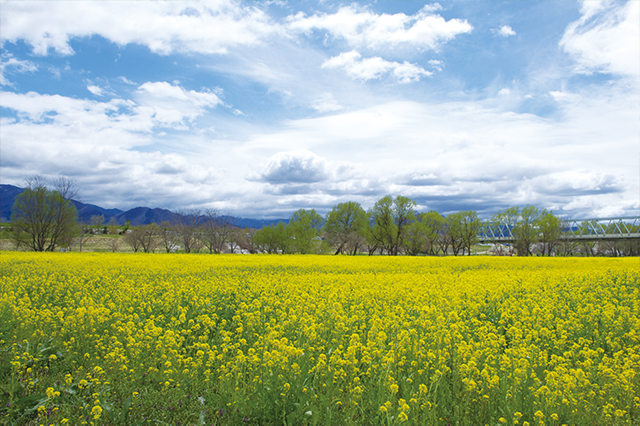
[[445, 212, 466, 256], [137, 224, 159, 253], [253, 221, 291, 254], [74, 214, 104, 252], [492, 206, 541, 256], [368, 195, 416, 255], [513, 205, 541, 256], [324, 202, 368, 255], [201, 208, 236, 254], [157, 221, 177, 253], [123, 225, 160, 253], [401, 210, 446, 256], [238, 228, 259, 254], [420, 211, 446, 255], [11, 176, 79, 252], [288, 209, 323, 254], [402, 218, 429, 256], [490, 207, 520, 256], [173, 209, 201, 253], [459, 210, 482, 256], [536, 210, 562, 256]]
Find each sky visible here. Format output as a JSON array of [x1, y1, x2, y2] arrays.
[[1, 0, 638, 220]]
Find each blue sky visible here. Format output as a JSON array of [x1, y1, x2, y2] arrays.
[[1, 0, 638, 219]]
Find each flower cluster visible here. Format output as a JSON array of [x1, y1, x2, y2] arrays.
[[0, 253, 638, 425]]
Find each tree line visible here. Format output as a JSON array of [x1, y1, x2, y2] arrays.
[[9, 177, 640, 256]]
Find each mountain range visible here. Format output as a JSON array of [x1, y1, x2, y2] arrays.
[[0, 184, 284, 228]]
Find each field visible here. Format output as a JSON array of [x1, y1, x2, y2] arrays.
[[0, 254, 638, 425]]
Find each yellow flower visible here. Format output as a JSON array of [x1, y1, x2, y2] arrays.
[[91, 405, 103, 419]]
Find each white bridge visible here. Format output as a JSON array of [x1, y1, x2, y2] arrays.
[[478, 216, 640, 243]]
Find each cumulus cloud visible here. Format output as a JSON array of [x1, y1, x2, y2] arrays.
[[240, 84, 638, 218], [254, 150, 329, 184], [0, 89, 224, 209], [322, 50, 431, 83], [135, 81, 223, 129], [0, 0, 278, 56], [527, 172, 624, 197], [560, 1, 639, 77], [493, 25, 516, 37], [288, 4, 472, 50]]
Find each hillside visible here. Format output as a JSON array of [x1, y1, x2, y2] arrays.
[[0, 184, 284, 228]]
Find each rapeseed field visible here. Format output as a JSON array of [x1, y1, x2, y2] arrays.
[[0, 253, 638, 425]]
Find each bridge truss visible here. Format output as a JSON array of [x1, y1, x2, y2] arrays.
[[478, 216, 640, 243]]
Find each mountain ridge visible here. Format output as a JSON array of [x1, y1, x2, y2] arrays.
[[0, 184, 285, 229]]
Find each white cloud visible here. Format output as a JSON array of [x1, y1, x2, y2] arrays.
[[0, 90, 224, 209], [322, 50, 431, 83], [560, 1, 639, 77], [240, 78, 638, 217], [118, 76, 137, 85], [493, 25, 516, 37], [428, 59, 443, 71], [253, 150, 329, 184], [288, 4, 472, 50], [0, 53, 37, 86], [134, 81, 224, 129], [0, 0, 279, 56], [311, 93, 344, 113], [87, 85, 105, 96]]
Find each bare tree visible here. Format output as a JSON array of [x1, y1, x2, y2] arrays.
[[173, 209, 201, 253], [123, 224, 160, 253], [74, 214, 104, 252], [228, 228, 244, 253], [201, 208, 237, 254], [157, 221, 177, 253], [240, 228, 260, 254], [123, 229, 142, 252]]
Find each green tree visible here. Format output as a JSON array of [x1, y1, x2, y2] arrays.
[[401, 210, 447, 256], [490, 206, 520, 255], [536, 210, 562, 256], [445, 212, 466, 256], [459, 210, 482, 256], [11, 176, 79, 252], [421, 210, 447, 255], [288, 209, 323, 254], [368, 195, 416, 255], [324, 201, 368, 255], [513, 205, 541, 256], [492, 205, 541, 256], [253, 221, 291, 254]]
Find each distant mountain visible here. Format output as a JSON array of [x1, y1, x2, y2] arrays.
[[0, 184, 285, 228], [114, 206, 175, 226], [0, 185, 23, 222]]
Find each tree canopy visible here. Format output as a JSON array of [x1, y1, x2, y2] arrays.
[[11, 176, 79, 252]]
